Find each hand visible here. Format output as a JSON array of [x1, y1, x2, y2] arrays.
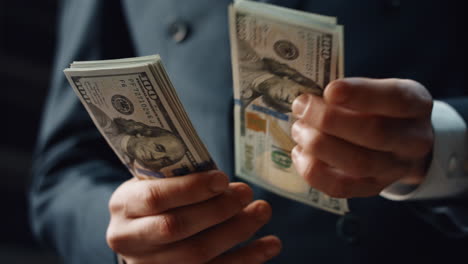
[[291, 78, 434, 198], [106, 170, 281, 264]]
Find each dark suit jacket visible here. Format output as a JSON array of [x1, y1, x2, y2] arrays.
[[30, 0, 468, 263]]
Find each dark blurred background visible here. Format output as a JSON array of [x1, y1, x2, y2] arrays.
[[1, 0, 62, 262]]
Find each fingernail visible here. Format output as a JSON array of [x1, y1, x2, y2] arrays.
[[255, 202, 271, 222], [210, 172, 228, 193], [292, 94, 310, 118], [325, 80, 347, 105]]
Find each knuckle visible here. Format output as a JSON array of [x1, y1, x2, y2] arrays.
[[395, 79, 417, 103], [291, 145, 301, 163], [108, 195, 125, 214], [291, 120, 303, 143], [402, 79, 426, 95], [395, 78, 414, 92], [156, 213, 183, 241], [305, 130, 325, 154], [291, 144, 302, 165], [147, 182, 162, 202], [106, 225, 128, 253], [387, 78, 403, 91], [108, 191, 127, 215], [410, 81, 434, 112], [292, 146, 308, 179], [302, 158, 322, 185], [145, 183, 165, 211], [397, 79, 433, 114]]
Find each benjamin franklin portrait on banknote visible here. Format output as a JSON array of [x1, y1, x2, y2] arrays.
[[238, 40, 322, 113], [88, 103, 187, 177]]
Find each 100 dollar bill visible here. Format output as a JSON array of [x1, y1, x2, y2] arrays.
[[64, 56, 215, 179], [229, 1, 349, 214]]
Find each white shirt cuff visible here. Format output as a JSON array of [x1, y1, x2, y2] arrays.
[[381, 100, 468, 201]]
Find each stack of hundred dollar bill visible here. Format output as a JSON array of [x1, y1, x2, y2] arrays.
[[64, 56, 216, 179], [229, 0, 349, 214]]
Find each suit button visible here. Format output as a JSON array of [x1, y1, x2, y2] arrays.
[[168, 21, 190, 43], [336, 214, 360, 244]]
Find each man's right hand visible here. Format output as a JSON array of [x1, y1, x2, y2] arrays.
[[106, 170, 282, 264]]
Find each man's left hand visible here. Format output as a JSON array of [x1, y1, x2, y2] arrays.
[[291, 78, 434, 198]]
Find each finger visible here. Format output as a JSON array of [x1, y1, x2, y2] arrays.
[[323, 78, 433, 118], [291, 146, 386, 198], [291, 122, 413, 180], [292, 94, 433, 156], [109, 170, 229, 218], [119, 183, 253, 251], [149, 200, 272, 263], [208, 235, 282, 264]]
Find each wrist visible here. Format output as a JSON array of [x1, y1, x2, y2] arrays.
[[380, 100, 468, 201]]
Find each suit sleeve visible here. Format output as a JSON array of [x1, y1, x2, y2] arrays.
[[29, 0, 134, 263], [381, 97, 468, 238]]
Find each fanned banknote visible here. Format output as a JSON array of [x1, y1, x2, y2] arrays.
[[229, 0, 349, 214], [64, 55, 216, 179]]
